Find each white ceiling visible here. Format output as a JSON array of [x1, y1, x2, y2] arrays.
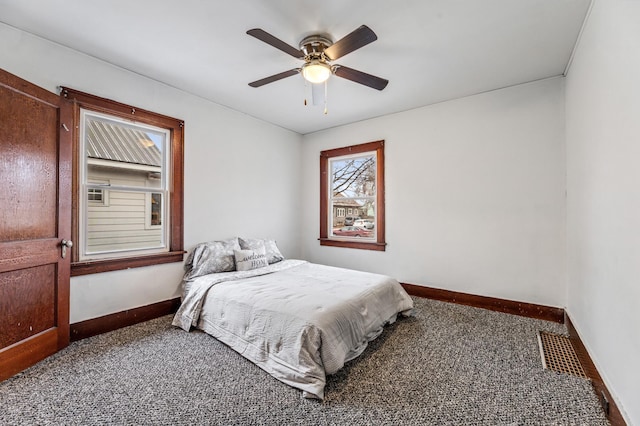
[[0, 0, 591, 134]]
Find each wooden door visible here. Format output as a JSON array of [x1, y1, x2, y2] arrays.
[[0, 68, 72, 380]]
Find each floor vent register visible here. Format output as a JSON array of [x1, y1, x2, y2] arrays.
[[537, 331, 587, 378]]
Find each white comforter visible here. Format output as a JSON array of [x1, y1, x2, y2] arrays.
[[172, 260, 414, 399]]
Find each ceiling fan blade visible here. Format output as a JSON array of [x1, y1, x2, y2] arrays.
[[334, 65, 389, 91], [248, 69, 300, 88], [324, 25, 378, 61], [247, 28, 305, 59]]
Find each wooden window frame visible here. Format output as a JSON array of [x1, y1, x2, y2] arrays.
[[61, 87, 185, 276], [319, 140, 386, 251]]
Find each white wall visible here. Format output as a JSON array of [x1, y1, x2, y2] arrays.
[[301, 77, 567, 308], [565, 1, 640, 423], [0, 24, 302, 323]]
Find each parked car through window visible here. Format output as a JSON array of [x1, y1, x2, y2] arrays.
[[333, 226, 373, 238], [344, 216, 359, 226], [354, 219, 374, 229]]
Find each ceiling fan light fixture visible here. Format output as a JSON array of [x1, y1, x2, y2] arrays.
[[302, 61, 332, 84]]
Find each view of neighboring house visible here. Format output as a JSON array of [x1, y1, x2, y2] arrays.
[[83, 117, 165, 256], [331, 193, 364, 226]]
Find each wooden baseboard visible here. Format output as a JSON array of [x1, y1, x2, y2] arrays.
[[565, 313, 626, 426], [401, 283, 565, 323], [70, 298, 181, 342]]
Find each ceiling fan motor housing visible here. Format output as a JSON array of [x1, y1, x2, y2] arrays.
[[299, 35, 333, 59]]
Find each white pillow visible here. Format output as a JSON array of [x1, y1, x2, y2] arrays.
[[234, 248, 269, 271], [238, 237, 284, 264], [184, 237, 241, 279]]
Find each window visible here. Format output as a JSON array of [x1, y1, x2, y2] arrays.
[[87, 179, 109, 205], [61, 87, 184, 276], [320, 140, 386, 251], [149, 193, 162, 227], [87, 188, 104, 203]]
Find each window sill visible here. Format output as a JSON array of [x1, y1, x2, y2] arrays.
[[71, 251, 186, 276], [319, 238, 386, 251]]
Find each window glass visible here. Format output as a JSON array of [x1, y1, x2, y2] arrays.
[[87, 188, 104, 203], [329, 153, 376, 240], [80, 110, 170, 260], [150, 193, 162, 226]]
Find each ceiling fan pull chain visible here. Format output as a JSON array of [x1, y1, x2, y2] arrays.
[[304, 79, 309, 106], [324, 80, 328, 115]]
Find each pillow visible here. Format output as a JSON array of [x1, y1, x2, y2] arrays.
[[234, 248, 268, 272], [184, 237, 241, 279], [238, 237, 284, 264]]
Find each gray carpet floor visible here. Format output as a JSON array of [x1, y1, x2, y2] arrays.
[[0, 297, 608, 425]]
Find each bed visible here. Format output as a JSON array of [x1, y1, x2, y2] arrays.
[[172, 238, 414, 399]]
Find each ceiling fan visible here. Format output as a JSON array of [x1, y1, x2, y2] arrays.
[[246, 25, 389, 91]]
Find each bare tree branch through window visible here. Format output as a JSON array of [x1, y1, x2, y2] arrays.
[[332, 156, 375, 197]]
